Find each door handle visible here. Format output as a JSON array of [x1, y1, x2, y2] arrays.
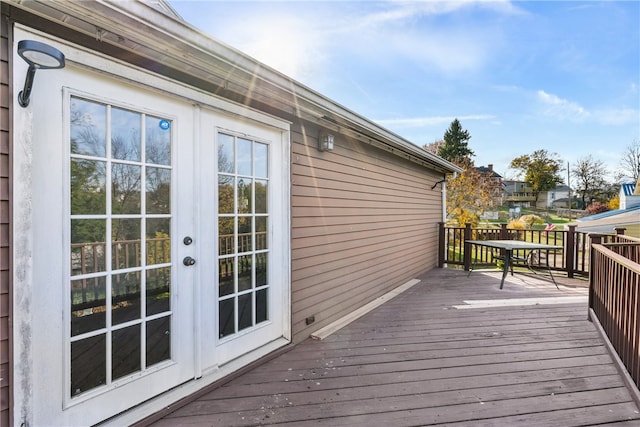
[[183, 256, 196, 266]]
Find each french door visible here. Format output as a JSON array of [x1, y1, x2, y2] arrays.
[[16, 31, 290, 427]]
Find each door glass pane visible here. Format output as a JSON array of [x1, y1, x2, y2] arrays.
[[146, 267, 171, 315], [112, 326, 141, 380], [238, 254, 252, 292], [71, 219, 106, 275], [146, 167, 171, 214], [146, 218, 170, 265], [218, 217, 234, 255], [218, 133, 234, 173], [71, 334, 106, 397], [219, 257, 234, 297], [147, 316, 171, 366], [256, 253, 268, 287], [255, 179, 267, 214], [70, 98, 106, 157], [218, 176, 234, 214], [111, 107, 141, 161], [146, 116, 171, 166], [112, 272, 141, 325], [237, 178, 252, 214], [69, 96, 173, 397], [112, 163, 141, 214], [255, 217, 267, 251], [238, 217, 252, 253], [256, 289, 268, 324], [238, 293, 252, 332], [216, 133, 270, 339], [254, 142, 268, 178], [219, 298, 235, 338], [71, 159, 106, 215], [112, 219, 141, 270], [237, 138, 252, 176], [71, 277, 106, 336]]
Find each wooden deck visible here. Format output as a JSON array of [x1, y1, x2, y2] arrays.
[[150, 268, 640, 426]]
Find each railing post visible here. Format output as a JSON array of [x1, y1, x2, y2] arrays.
[[588, 233, 604, 320], [566, 225, 576, 278], [438, 222, 445, 268], [463, 223, 472, 271], [615, 227, 626, 237], [500, 223, 508, 240]]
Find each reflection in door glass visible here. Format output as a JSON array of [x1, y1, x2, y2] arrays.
[[217, 133, 270, 339], [69, 96, 173, 397]]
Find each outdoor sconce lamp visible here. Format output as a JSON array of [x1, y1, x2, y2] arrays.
[[17, 40, 66, 107], [318, 131, 335, 151]]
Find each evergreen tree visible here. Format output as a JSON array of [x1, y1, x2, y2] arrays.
[[438, 119, 474, 165]]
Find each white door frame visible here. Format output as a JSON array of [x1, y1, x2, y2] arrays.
[[12, 26, 291, 427]]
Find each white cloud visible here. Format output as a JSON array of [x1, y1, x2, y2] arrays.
[[536, 90, 590, 122]]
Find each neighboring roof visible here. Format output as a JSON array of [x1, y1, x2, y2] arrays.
[[5, 0, 460, 175], [621, 183, 637, 196], [577, 205, 640, 222], [574, 205, 640, 234], [476, 166, 502, 178], [551, 184, 571, 192]]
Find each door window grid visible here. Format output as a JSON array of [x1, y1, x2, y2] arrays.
[[217, 133, 270, 339], [68, 96, 172, 398]]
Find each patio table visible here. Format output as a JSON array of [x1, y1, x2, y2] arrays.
[[466, 240, 563, 289]]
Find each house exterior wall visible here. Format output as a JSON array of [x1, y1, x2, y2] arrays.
[[289, 122, 442, 342], [1, 2, 452, 424], [0, 16, 11, 427]]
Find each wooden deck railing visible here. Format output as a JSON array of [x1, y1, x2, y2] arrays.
[[588, 234, 640, 391], [438, 222, 626, 277]]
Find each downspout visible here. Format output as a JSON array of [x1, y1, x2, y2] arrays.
[[442, 178, 447, 223], [442, 171, 457, 223]]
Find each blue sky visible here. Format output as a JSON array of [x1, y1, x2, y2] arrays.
[[170, 1, 639, 182]]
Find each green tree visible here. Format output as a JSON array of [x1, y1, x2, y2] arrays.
[[438, 119, 474, 165], [510, 149, 563, 204], [572, 155, 608, 208]]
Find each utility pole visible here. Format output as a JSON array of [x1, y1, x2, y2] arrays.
[[567, 161, 572, 221]]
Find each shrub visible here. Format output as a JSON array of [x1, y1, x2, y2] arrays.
[[586, 202, 610, 215], [519, 214, 545, 228], [507, 219, 526, 229]]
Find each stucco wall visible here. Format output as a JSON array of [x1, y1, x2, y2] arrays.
[[290, 121, 443, 343]]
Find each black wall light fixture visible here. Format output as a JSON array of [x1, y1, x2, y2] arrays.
[[17, 40, 65, 107]]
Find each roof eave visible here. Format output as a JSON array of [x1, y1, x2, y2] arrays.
[[5, 0, 459, 174]]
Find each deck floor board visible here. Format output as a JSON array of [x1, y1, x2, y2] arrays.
[[150, 269, 640, 426]]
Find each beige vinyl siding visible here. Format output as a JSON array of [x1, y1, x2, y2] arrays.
[[290, 122, 443, 343], [0, 14, 11, 427]]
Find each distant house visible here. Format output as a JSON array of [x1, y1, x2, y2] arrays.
[[537, 184, 572, 209], [1, 1, 459, 426], [620, 181, 640, 210], [475, 164, 503, 206], [502, 180, 536, 207]]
